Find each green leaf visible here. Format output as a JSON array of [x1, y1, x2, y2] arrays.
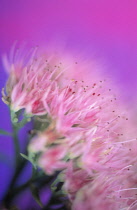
[[20, 153, 37, 169], [20, 153, 30, 161], [0, 129, 12, 136], [10, 110, 18, 125], [30, 184, 43, 208], [51, 173, 63, 192]]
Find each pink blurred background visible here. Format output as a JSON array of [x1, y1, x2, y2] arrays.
[[0, 0, 137, 207]]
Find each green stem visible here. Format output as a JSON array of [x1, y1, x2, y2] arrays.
[[10, 109, 21, 167], [3, 168, 53, 207], [0, 129, 12, 136], [2, 109, 33, 207], [2, 158, 27, 207], [12, 125, 20, 168]]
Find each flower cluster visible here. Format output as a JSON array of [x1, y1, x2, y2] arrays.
[[3, 44, 137, 210]]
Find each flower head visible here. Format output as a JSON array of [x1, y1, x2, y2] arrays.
[[38, 145, 68, 175], [3, 43, 137, 210], [2, 44, 66, 115]]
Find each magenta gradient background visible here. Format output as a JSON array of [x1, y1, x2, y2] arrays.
[[0, 0, 137, 207]]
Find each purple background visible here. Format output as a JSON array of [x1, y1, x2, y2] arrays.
[[0, 0, 137, 208]]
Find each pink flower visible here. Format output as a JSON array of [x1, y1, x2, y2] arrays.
[[72, 170, 137, 210], [4, 43, 137, 209], [28, 124, 65, 153], [72, 179, 117, 210], [2, 44, 65, 115], [62, 130, 137, 209], [63, 162, 91, 201], [38, 145, 68, 175]]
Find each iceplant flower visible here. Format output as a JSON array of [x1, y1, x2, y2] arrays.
[[38, 145, 68, 175], [71, 167, 137, 210], [4, 43, 137, 210], [62, 162, 92, 201], [62, 129, 137, 209], [2, 44, 66, 115], [28, 82, 134, 177], [28, 123, 65, 153], [28, 61, 136, 176]]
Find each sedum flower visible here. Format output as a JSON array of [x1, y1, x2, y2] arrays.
[[71, 166, 137, 210], [3, 43, 137, 210], [62, 136, 137, 210], [2, 44, 66, 115], [38, 145, 68, 175]]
